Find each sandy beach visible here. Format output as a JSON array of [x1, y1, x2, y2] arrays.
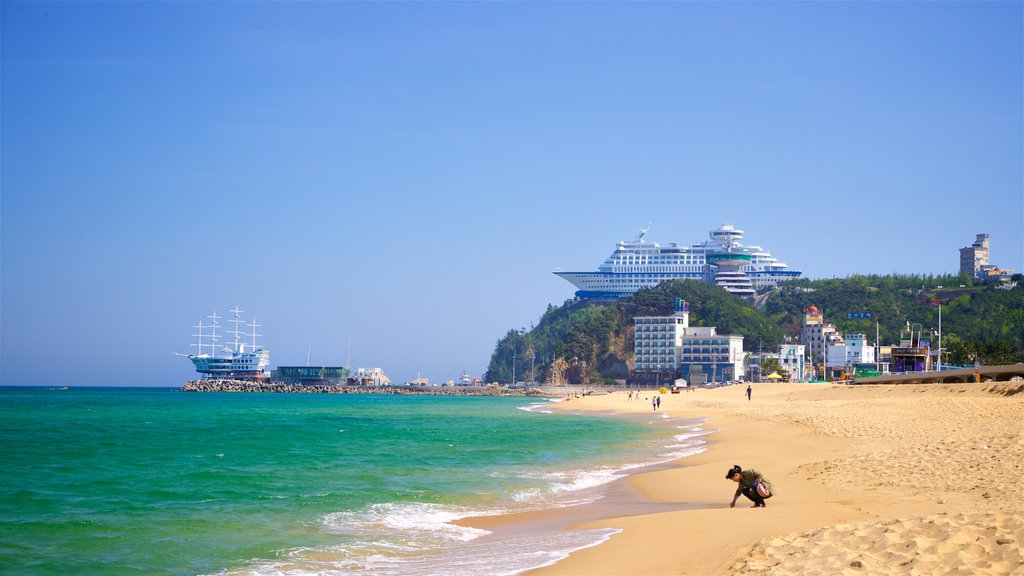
[[469, 381, 1024, 575]]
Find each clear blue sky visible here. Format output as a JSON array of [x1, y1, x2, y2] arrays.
[[2, 1, 1021, 387]]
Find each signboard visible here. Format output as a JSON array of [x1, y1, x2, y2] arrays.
[[847, 313, 873, 319]]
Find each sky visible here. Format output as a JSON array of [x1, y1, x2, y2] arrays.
[[2, 1, 1021, 387]]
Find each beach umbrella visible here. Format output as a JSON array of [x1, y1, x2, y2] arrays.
[[766, 372, 783, 380]]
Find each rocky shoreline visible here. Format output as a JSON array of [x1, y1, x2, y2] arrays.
[[181, 379, 548, 396]]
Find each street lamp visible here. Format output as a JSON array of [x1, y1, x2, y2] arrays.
[[911, 323, 923, 346], [822, 326, 828, 382]]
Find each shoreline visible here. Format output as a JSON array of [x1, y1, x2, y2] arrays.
[[461, 382, 1024, 575]]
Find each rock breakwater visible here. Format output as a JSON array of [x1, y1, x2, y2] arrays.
[[181, 379, 548, 396]]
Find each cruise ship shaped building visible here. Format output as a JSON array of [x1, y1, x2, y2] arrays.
[[555, 224, 801, 299]]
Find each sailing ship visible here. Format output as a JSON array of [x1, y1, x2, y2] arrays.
[[181, 306, 270, 379]]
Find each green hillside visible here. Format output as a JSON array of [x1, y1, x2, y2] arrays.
[[485, 275, 1024, 385]]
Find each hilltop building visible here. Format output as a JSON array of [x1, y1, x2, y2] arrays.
[[959, 233, 1015, 280], [632, 299, 745, 385], [556, 224, 800, 300]]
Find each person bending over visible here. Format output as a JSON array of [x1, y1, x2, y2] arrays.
[[726, 464, 774, 508]]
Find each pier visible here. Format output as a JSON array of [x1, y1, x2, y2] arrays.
[[851, 364, 1024, 386]]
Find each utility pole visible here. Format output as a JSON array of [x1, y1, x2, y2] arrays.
[[822, 324, 827, 382], [875, 320, 880, 374]]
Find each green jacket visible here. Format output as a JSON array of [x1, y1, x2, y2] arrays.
[[733, 469, 775, 498]]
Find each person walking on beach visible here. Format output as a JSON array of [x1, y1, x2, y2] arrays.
[[746, 385, 752, 401], [652, 396, 658, 411], [726, 465, 774, 508], [656, 396, 661, 410]]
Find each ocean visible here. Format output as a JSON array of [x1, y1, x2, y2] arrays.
[[0, 387, 707, 576]]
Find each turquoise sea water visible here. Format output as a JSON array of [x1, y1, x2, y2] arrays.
[[0, 388, 706, 576]]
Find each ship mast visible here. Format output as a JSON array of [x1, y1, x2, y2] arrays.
[[248, 316, 262, 349], [192, 318, 208, 356], [229, 306, 246, 352], [207, 310, 221, 354]]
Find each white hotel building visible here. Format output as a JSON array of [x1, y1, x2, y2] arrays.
[[827, 333, 876, 368], [633, 300, 745, 384], [779, 344, 808, 382]]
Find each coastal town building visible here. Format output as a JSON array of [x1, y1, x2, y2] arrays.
[[891, 329, 933, 374], [960, 233, 990, 279], [800, 305, 839, 372], [959, 233, 1015, 280], [746, 344, 807, 382], [556, 224, 800, 300], [350, 367, 391, 386], [274, 366, 350, 385], [678, 327, 745, 384], [779, 344, 807, 382], [633, 303, 691, 384], [826, 333, 876, 369], [632, 299, 745, 385]]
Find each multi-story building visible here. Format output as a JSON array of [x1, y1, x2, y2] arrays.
[[960, 233, 1015, 280], [746, 344, 807, 382], [633, 306, 690, 383], [779, 344, 807, 382], [801, 305, 838, 367], [678, 326, 745, 384], [632, 300, 745, 385], [959, 234, 990, 279], [827, 334, 875, 368]]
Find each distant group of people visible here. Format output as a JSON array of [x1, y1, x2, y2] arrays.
[[624, 390, 664, 410]]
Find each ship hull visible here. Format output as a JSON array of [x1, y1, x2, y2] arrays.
[[554, 225, 801, 299]]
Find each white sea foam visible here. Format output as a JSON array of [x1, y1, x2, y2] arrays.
[[520, 467, 627, 507], [517, 403, 554, 414], [219, 526, 621, 576], [320, 502, 494, 543]]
